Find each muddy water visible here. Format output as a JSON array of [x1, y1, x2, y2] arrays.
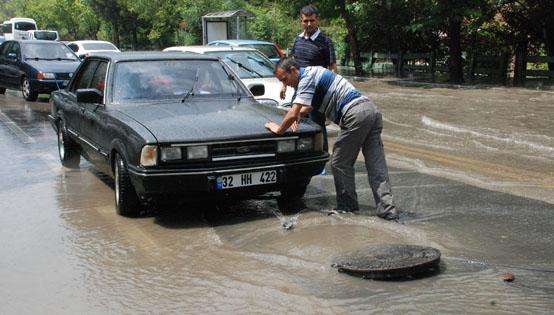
[[352, 80, 554, 204], [1, 89, 553, 314]]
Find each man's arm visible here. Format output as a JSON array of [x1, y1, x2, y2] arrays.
[[265, 103, 308, 134]]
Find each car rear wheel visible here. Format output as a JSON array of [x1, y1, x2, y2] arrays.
[[21, 77, 38, 101], [0, 87, 5, 94], [114, 153, 141, 217], [57, 121, 80, 168]]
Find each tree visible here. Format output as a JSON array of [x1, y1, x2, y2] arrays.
[[86, 0, 122, 46]]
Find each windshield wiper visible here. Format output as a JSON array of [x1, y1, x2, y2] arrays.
[[25, 57, 76, 61], [181, 69, 200, 103], [226, 57, 263, 78]]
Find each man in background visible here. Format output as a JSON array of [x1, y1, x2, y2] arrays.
[[281, 4, 336, 152]]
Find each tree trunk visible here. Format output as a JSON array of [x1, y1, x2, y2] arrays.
[[338, 0, 362, 75], [447, 17, 464, 84], [544, 24, 554, 71], [514, 38, 528, 86], [111, 18, 120, 48]]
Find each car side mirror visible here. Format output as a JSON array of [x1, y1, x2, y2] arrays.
[[7, 52, 18, 60], [248, 83, 265, 96], [76, 88, 103, 104]]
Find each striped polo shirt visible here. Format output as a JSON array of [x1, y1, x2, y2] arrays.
[[291, 29, 336, 68], [292, 66, 368, 124]]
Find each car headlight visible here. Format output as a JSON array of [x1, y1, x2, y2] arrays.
[[314, 132, 324, 152], [297, 137, 313, 151], [160, 146, 182, 161], [186, 145, 208, 160], [277, 139, 296, 153], [37, 72, 56, 80], [140, 145, 158, 166]]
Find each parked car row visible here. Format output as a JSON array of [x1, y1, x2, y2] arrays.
[[1, 39, 290, 106]]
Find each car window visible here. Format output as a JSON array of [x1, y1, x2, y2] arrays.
[[7, 42, 20, 57], [14, 22, 36, 31], [67, 44, 79, 52], [71, 60, 99, 92], [90, 61, 108, 94], [0, 42, 12, 57], [82, 43, 117, 51], [112, 59, 245, 102], [33, 31, 58, 41], [22, 42, 78, 60], [244, 44, 280, 59], [2, 23, 12, 34], [207, 51, 275, 79]]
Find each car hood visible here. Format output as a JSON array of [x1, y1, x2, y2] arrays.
[[26, 60, 81, 73], [116, 98, 319, 143], [242, 77, 293, 106]]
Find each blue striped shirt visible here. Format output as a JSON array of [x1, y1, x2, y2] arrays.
[[292, 66, 367, 124]]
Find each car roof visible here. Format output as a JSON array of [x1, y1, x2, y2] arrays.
[[163, 45, 259, 53], [88, 51, 221, 62], [210, 39, 275, 45], [68, 40, 115, 44], [10, 39, 65, 45]]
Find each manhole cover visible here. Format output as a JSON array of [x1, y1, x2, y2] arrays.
[[332, 244, 441, 280]]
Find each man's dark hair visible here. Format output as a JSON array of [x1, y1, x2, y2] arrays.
[[275, 57, 300, 73], [300, 4, 319, 17]]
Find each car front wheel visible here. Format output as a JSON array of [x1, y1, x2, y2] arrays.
[[114, 153, 141, 217], [57, 121, 80, 168], [21, 77, 38, 101]]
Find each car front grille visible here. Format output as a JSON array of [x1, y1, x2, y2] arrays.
[[211, 141, 276, 162]]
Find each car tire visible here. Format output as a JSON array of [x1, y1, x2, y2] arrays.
[[0, 87, 5, 94], [21, 77, 38, 101], [280, 179, 310, 199], [114, 153, 141, 217], [57, 121, 80, 168]]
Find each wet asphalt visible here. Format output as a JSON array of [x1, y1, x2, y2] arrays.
[[0, 83, 553, 314]]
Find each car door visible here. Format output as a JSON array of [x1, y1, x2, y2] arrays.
[[62, 59, 99, 142], [3, 41, 22, 88], [0, 42, 11, 86], [80, 60, 110, 170]]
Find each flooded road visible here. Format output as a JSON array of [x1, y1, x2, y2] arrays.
[[1, 86, 553, 314]]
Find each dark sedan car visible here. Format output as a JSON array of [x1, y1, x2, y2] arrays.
[[49, 52, 328, 217], [0, 40, 80, 101]]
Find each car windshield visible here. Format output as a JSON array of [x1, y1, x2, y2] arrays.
[[34, 31, 57, 40], [207, 51, 275, 79], [112, 59, 245, 103], [15, 22, 36, 31], [82, 42, 117, 51], [244, 44, 280, 59], [23, 42, 78, 60]]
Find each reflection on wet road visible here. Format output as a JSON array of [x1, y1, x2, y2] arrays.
[[1, 88, 553, 314]]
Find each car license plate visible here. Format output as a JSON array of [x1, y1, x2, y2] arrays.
[[216, 170, 277, 190]]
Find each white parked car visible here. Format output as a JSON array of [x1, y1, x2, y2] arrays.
[[163, 46, 293, 107], [66, 40, 119, 59]]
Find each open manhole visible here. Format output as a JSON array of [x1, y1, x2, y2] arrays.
[[332, 244, 441, 280]]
